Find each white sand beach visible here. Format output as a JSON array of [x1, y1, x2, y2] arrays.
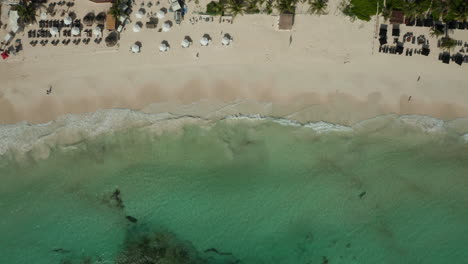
[[1, 0, 468, 125]]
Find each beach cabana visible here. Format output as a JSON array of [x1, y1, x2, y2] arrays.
[[392, 24, 400, 36], [131, 43, 140, 53], [64, 16, 73, 25], [379, 24, 387, 37], [50, 27, 59, 36], [159, 42, 169, 52], [106, 13, 117, 31], [200, 37, 209, 46], [454, 53, 463, 66], [93, 26, 102, 36], [278, 13, 294, 30], [40, 12, 48, 20], [390, 10, 404, 24], [157, 10, 166, 19], [133, 23, 141, 32], [442, 52, 450, 64], [181, 38, 191, 48], [221, 35, 231, 45], [71, 27, 80, 36], [162, 22, 171, 32], [421, 45, 430, 56]]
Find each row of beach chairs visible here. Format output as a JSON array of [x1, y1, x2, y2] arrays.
[[29, 38, 102, 47], [39, 19, 81, 29]]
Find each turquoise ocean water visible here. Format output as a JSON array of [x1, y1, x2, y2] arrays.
[[1, 111, 468, 264]]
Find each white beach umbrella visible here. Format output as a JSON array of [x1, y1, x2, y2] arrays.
[[181, 38, 190, 48], [159, 42, 169, 52], [162, 22, 171, 32], [40, 12, 47, 20], [93, 26, 102, 36], [200, 37, 209, 46], [50, 27, 59, 36], [131, 44, 140, 53], [157, 10, 165, 19], [133, 23, 141, 32], [64, 16, 72, 25], [71, 27, 80, 36], [135, 10, 144, 19], [221, 36, 231, 45]]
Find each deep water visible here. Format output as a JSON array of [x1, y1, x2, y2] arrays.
[[1, 117, 468, 264]]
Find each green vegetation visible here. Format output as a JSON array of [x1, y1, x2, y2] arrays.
[[429, 27, 444, 38], [338, 0, 468, 22], [205, 0, 298, 15], [440, 37, 457, 51], [206, 0, 226, 15], [203, 0, 468, 20], [15, 0, 38, 26], [109, 0, 125, 18], [308, 0, 328, 15]]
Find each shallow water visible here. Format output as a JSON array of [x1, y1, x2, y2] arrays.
[[1, 113, 468, 264]]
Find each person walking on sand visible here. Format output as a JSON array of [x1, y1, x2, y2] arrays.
[[46, 86, 52, 95]]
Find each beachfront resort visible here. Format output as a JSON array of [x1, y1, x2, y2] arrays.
[[1, 0, 468, 65]]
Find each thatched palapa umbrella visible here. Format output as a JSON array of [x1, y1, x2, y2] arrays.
[[105, 32, 118, 47], [83, 12, 95, 26], [95, 12, 106, 24]]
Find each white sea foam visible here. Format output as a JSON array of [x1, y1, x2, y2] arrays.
[[398, 115, 446, 133], [1, 110, 466, 160], [462, 133, 468, 143]]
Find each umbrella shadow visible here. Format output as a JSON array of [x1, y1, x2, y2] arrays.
[[203, 33, 211, 41]]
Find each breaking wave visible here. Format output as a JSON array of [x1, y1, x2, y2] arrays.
[[1, 109, 468, 162]]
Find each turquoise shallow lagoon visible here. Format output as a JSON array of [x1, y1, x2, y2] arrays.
[[1, 112, 468, 264]]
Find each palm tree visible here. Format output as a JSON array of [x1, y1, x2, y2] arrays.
[[440, 37, 457, 51], [245, 0, 260, 14], [308, 0, 327, 15], [15, 0, 37, 26], [429, 27, 444, 38], [275, 0, 297, 14], [226, 0, 244, 17], [109, 0, 123, 18]]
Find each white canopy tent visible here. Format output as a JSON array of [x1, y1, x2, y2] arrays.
[[162, 22, 171, 32], [11, 25, 20, 33], [181, 38, 190, 48], [64, 16, 73, 25], [9, 11, 19, 32], [135, 10, 144, 19], [93, 26, 102, 36], [71, 27, 80, 36], [4, 33, 13, 43], [157, 10, 165, 19], [159, 42, 169, 52], [200, 37, 209, 46], [133, 24, 141, 32], [131, 44, 140, 53], [50, 27, 59, 36], [221, 36, 231, 45]]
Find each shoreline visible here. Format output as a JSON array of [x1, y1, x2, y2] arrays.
[[2, 10, 468, 125], [1, 107, 468, 164]]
